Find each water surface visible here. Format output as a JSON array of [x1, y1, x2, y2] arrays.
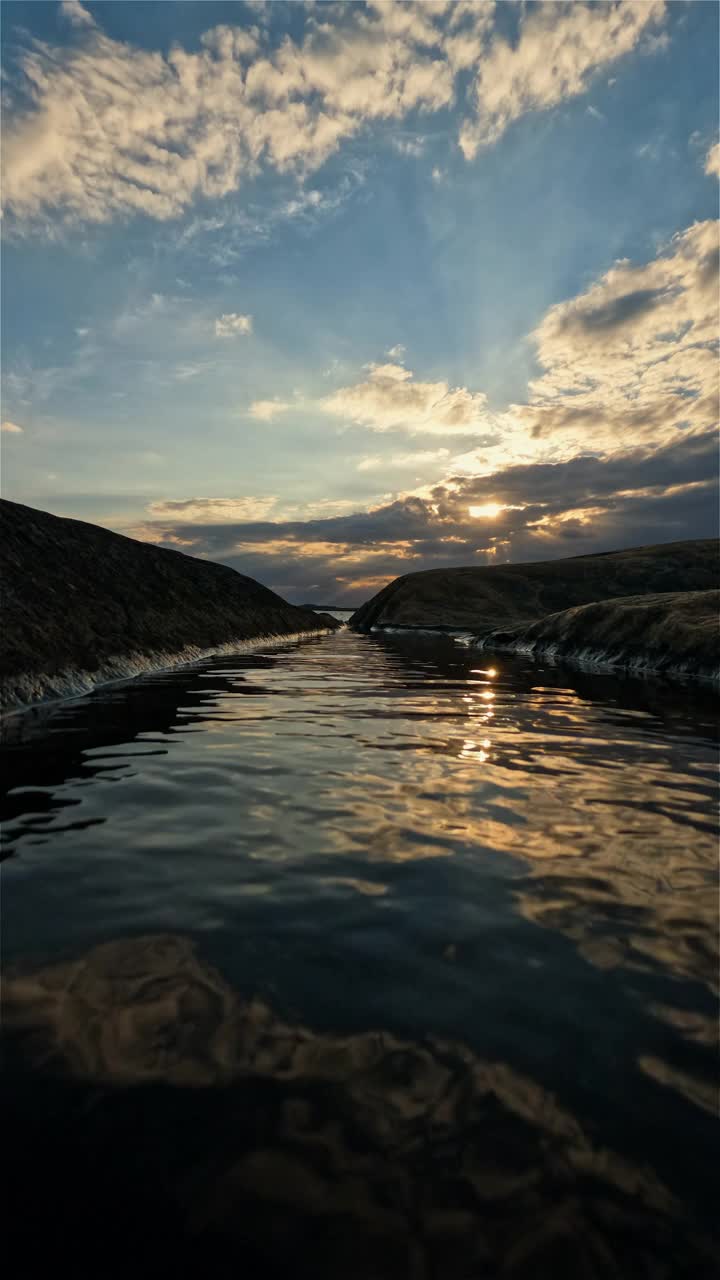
[[2, 626, 718, 1277]]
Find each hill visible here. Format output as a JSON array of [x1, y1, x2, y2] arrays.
[[350, 540, 719, 632], [0, 500, 339, 712], [475, 589, 719, 683]]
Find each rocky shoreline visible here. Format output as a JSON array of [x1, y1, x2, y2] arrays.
[[351, 540, 719, 685], [465, 590, 720, 684], [0, 500, 339, 714]]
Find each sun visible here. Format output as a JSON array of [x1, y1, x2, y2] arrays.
[[468, 503, 504, 519]]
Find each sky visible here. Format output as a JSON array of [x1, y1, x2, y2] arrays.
[[1, 0, 718, 605]]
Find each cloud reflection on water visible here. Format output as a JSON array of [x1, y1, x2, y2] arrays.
[[2, 629, 718, 1249]]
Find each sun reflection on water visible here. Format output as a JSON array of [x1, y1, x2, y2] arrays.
[[2, 626, 718, 1263]]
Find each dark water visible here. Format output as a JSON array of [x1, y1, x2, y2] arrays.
[[2, 626, 718, 1278]]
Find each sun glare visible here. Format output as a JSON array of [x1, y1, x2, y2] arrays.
[[468, 503, 504, 519]]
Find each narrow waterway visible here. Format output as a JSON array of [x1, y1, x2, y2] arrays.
[[2, 625, 718, 1278]]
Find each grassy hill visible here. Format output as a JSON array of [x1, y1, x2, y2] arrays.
[[351, 540, 719, 632], [1, 500, 338, 712]]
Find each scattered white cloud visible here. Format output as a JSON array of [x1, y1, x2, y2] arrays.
[[147, 496, 278, 523], [641, 30, 670, 55], [250, 218, 715, 466], [2, 336, 100, 404], [459, 1, 666, 157], [322, 361, 492, 435], [59, 0, 96, 27], [215, 312, 253, 338], [174, 361, 216, 381], [389, 135, 426, 157], [385, 344, 406, 360], [1, 420, 24, 433], [431, 166, 445, 182], [114, 292, 171, 335], [248, 398, 292, 421], [2, 0, 670, 229], [586, 105, 605, 122], [705, 142, 720, 178], [636, 140, 662, 162], [357, 448, 450, 471], [501, 218, 719, 454]]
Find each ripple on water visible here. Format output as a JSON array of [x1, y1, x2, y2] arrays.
[[1, 627, 718, 1276]]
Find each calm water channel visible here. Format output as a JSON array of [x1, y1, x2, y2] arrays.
[[1, 623, 718, 1278]]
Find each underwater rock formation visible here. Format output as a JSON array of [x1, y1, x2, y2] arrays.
[[2, 934, 717, 1279]]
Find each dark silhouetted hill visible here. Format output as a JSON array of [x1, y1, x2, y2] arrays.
[[0, 500, 339, 711], [351, 541, 719, 631]]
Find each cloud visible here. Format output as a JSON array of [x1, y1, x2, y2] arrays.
[[1, 6, 452, 227], [321, 362, 493, 435], [641, 30, 670, 55], [114, 293, 173, 337], [173, 361, 216, 381], [1, 420, 24, 433], [547, 286, 666, 335], [389, 135, 426, 157], [215, 312, 253, 338], [2, 336, 99, 405], [59, 0, 96, 27], [129, 425, 718, 603], [248, 398, 292, 421], [356, 448, 450, 471], [504, 219, 719, 452], [2, 1, 669, 229], [235, 212, 717, 473], [459, 1, 666, 157], [147, 497, 279, 523], [126, 208, 718, 603], [705, 142, 720, 178], [165, 170, 366, 270]]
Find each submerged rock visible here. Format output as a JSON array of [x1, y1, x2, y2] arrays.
[[350, 540, 719, 633], [3, 933, 718, 1278], [0, 499, 340, 713], [472, 590, 720, 683]]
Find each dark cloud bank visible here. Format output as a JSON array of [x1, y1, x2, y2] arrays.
[[139, 430, 718, 604]]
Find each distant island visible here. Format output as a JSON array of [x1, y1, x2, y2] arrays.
[[0, 500, 340, 713], [351, 540, 719, 683]]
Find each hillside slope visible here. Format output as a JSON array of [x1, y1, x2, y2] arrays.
[[473, 590, 719, 682], [350, 540, 719, 632], [0, 500, 338, 712]]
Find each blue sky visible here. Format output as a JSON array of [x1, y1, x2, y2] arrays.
[[1, 0, 718, 603]]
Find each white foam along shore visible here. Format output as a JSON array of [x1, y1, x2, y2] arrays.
[[460, 634, 720, 684], [458, 590, 720, 686], [1, 625, 338, 721], [1, 498, 344, 718]]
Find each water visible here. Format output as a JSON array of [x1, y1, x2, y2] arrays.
[[2, 626, 718, 1278]]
